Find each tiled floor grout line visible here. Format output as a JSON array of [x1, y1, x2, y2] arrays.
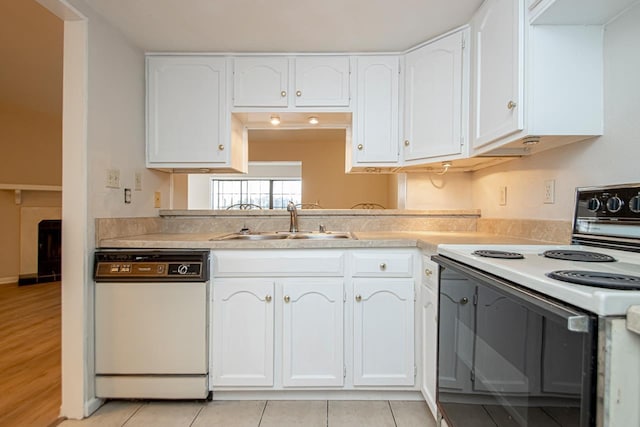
[[387, 400, 398, 427], [188, 404, 205, 427], [121, 402, 145, 427], [257, 400, 268, 427]]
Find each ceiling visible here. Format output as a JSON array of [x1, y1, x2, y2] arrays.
[[83, 0, 484, 52]]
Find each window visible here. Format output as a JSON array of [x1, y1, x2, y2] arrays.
[[211, 179, 301, 209]]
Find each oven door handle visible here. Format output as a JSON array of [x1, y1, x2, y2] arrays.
[[432, 255, 596, 333]]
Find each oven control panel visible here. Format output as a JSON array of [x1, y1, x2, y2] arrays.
[[94, 250, 209, 282], [576, 184, 640, 220]]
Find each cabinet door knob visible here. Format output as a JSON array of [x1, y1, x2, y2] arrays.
[[265, 295, 272, 302], [296, 90, 302, 97], [379, 263, 387, 271], [281, 90, 287, 97], [218, 144, 225, 151], [460, 297, 469, 305], [355, 294, 362, 302], [404, 140, 410, 146], [425, 269, 432, 276], [284, 295, 290, 303], [357, 144, 364, 150], [507, 100, 517, 110]]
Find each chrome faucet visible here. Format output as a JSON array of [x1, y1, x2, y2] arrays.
[[287, 201, 299, 233]]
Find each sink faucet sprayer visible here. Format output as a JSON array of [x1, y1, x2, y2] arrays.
[[287, 201, 299, 233]]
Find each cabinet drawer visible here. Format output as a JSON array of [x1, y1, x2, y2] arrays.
[[351, 252, 413, 277], [213, 250, 345, 276]]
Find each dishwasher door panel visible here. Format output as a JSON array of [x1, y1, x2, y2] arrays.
[[95, 281, 207, 374]]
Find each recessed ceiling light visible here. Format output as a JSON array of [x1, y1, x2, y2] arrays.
[[308, 116, 319, 125], [270, 115, 281, 126]]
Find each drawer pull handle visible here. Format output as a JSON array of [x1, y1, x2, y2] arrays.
[[281, 90, 287, 97], [357, 144, 364, 150], [379, 263, 387, 271], [425, 269, 432, 276], [296, 90, 302, 97], [284, 295, 290, 303], [460, 297, 469, 305], [507, 100, 517, 110], [355, 294, 362, 302], [218, 144, 225, 151], [265, 295, 272, 303]]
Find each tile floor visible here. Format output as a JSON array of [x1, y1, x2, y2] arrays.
[[59, 400, 437, 427]]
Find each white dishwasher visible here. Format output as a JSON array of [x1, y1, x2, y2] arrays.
[[94, 250, 211, 400]]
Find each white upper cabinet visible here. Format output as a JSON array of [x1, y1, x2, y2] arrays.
[[233, 56, 351, 109], [471, 0, 524, 149], [294, 56, 350, 107], [471, 0, 604, 155], [146, 56, 247, 172], [403, 29, 468, 163], [350, 56, 400, 167], [233, 57, 289, 107]]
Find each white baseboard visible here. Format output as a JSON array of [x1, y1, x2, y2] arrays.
[[0, 276, 19, 285]]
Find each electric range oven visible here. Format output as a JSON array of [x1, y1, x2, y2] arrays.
[[433, 183, 640, 427]]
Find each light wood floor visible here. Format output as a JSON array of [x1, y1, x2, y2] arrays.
[[0, 281, 61, 427]]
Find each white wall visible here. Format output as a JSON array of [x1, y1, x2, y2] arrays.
[[471, 4, 640, 221], [404, 172, 474, 210]]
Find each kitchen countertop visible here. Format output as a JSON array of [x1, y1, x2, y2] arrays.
[[98, 230, 550, 253]]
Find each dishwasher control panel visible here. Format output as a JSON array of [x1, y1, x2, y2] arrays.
[[94, 250, 209, 282]]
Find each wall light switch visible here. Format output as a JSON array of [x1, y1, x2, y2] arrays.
[[499, 186, 507, 206], [544, 180, 555, 204], [106, 168, 121, 188], [134, 172, 142, 191]]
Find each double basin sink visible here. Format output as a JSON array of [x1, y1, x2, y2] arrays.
[[213, 231, 355, 241]]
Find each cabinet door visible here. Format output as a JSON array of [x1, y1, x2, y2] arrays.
[[282, 279, 344, 387], [147, 56, 227, 164], [353, 278, 414, 386], [294, 56, 350, 107], [421, 259, 439, 416], [354, 56, 400, 164], [211, 279, 274, 386], [233, 57, 289, 107], [404, 32, 464, 161], [472, 0, 524, 148]]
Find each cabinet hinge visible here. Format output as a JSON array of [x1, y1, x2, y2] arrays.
[[344, 366, 347, 378], [414, 365, 417, 378], [344, 291, 347, 302], [460, 136, 465, 147], [473, 294, 478, 305], [470, 369, 475, 382], [462, 37, 466, 49]]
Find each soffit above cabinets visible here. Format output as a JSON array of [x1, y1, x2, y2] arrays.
[[530, 0, 639, 24], [82, 0, 483, 52]]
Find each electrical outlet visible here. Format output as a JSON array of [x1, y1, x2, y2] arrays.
[[154, 191, 161, 208], [106, 168, 120, 188], [124, 188, 132, 204], [544, 180, 555, 204], [499, 186, 507, 206], [134, 172, 142, 191]]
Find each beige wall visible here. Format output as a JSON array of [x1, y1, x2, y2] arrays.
[[249, 129, 392, 209], [0, 101, 63, 280]]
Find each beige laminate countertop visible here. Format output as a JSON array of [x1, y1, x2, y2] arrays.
[[98, 231, 550, 253]]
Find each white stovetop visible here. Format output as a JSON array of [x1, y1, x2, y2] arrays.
[[437, 244, 640, 316]]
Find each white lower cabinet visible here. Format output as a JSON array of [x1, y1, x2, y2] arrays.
[[211, 279, 275, 386], [353, 278, 415, 386], [282, 279, 344, 387], [211, 249, 418, 392]]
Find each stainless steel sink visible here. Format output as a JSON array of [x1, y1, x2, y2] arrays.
[[212, 231, 354, 241], [214, 233, 288, 241]]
